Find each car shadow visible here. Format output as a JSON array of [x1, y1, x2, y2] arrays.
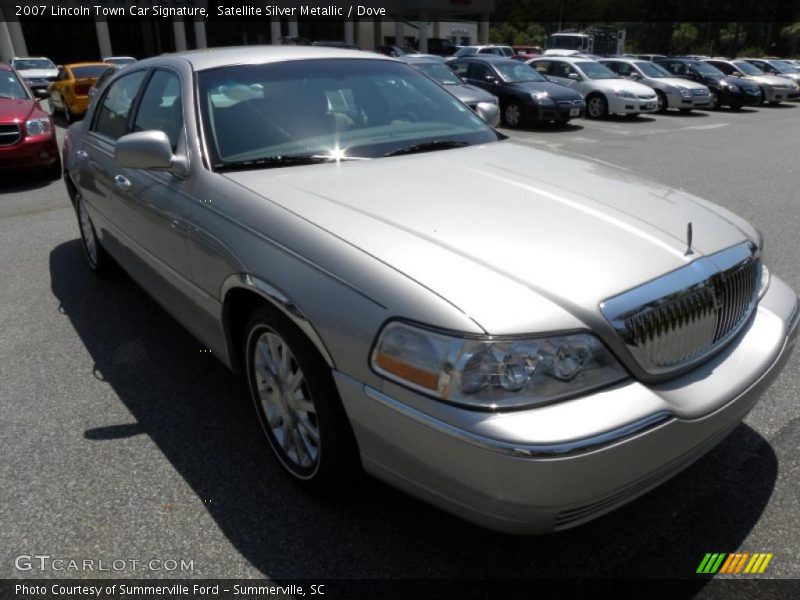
[[658, 110, 709, 118], [0, 171, 55, 192], [518, 121, 585, 133], [50, 239, 778, 587], [759, 102, 797, 109], [603, 115, 658, 124]]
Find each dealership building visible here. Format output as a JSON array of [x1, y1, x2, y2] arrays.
[[0, 1, 494, 64]]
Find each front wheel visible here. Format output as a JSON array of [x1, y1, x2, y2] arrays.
[[708, 89, 720, 110], [503, 100, 524, 127], [656, 90, 668, 113], [245, 308, 360, 492], [585, 94, 608, 119]]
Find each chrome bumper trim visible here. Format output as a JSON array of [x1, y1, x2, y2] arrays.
[[363, 385, 671, 459]]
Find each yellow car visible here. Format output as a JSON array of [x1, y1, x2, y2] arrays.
[[48, 62, 110, 123]]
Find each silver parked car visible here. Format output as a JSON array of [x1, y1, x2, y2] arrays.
[[63, 47, 798, 534], [706, 59, 800, 104], [396, 55, 501, 127], [600, 58, 711, 112]]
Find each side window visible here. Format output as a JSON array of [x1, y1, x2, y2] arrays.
[[449, 61, 469, 77], [531, 61, 549, 75], [93, 71, 146, 141], [467, 62, 492, 80], [615, 62, 633, 76], [713, 62, 732, 75], [604, 62, 621, 75], [552, 62, 573, 78], [133, 70, 183, 151]]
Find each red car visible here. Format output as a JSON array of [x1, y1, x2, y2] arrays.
[[0, 63, 60, 179]]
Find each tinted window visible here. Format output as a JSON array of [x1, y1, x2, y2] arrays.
[[93, 71, 146, 141], [529, 61, 550, 75], [12, 58, 55, 70], [198, 59, 497, 167], [449, 61, 470, 77], [0, 71, 29, 99], [575, 61, 618, 80], [467, 62, 493, 80], [414, 62, 462, 85], [494, 62, 546, 83], [551, 62, 577, 78], [72, 65, 111, 79], [710, 61, 734, 75], [133, 70, 183, 151]]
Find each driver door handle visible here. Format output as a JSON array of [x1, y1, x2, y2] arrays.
[[114, 175, 131, 191]]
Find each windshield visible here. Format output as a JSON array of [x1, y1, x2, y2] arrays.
[[692, 62, 724, 77], [72, 65, 111, 79], [414, 62, 462, 85], [0, 71, 30, 99], [12, 58, 55, 70], [198, 59, 498, 169], [495, 62, 546, 83], [730, 61, 762, 76], [766, 60, 796, 74], [635, 61, 672, 78], [576, 61, 619, 80]]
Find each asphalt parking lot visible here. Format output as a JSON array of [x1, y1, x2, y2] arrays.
[[1, 105, 799, 588]]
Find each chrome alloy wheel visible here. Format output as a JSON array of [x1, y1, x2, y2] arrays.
[[77, 194, 98, 267], [252, 330, 320, 474], [504, 102, 522, 126], [587, 95, 606, 118]]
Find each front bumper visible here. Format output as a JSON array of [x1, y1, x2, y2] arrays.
[[762, 86, 800, 102], [0, 133, 59, 171], [528, 101, 585, 122], [336, 276, 798, 533], [607, 95, 658, 115], [721, 87, 762, 106], [667, 93, 710, 109]]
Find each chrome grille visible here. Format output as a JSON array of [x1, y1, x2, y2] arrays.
[[0, 124, 22, 147], [691, 88, 709, 96], [601, 243, 761, 375]]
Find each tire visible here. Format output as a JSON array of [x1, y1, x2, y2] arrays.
[[45, 155, 62, 181], [245, 307, 360, 493], [768, 100, 780, 106], [502, 100, 524, 127], [708, 89, 720, 110], [75, 190, 112, 275], [48, 97, 60, 117], [586, 94, 607, 119], [64, 102, 73, 124], [679, 108, 693, 113], [729, 102, 742, 111], [655, 90, 668, 113]]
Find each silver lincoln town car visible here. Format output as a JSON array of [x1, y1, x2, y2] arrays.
[[62, 47, 798, 533]]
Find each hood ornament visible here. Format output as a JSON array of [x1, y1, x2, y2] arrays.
[[685, 222, 694, 256]]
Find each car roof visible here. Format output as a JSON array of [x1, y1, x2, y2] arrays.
[[533, 56, 593, 63], [453, 55, 519, 66], [64, 62, 109, 68], [12, 56, 52, 61], [153, 46, 390, 71]]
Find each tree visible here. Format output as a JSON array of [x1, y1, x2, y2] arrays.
[[671, 23, 698, 54], [780, 22, 800, 57]]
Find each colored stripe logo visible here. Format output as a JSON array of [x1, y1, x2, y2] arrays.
[[697, 552, 773, 574]]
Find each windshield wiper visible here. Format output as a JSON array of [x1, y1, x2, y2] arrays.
[[384, 140, 471, 157], [215, 153, 367, 172]]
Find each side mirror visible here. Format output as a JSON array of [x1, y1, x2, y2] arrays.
[[568, 72, 581, 80], [484, 75, 498, 84], [474, 101, 501, 127], [115, 131, 188, 178], [630, 72, 642, 80]]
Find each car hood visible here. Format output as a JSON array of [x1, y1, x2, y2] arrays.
[[743, 73, 797, 87], [17, 69, 58, 79], [654, 77, 708, 90], [223, 142, 755, 332], [445, 83, 496, 104], [507, 81, 583, 100], [582, 78, 655, 94], [0, 98, 35, 122]]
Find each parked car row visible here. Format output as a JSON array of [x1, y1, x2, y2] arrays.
[[57, 46, 798, 535]]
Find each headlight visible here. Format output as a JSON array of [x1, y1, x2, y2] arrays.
[[758, 264, 771, 299], [613, 90, 636, 99], [531, 91, 551, 102], [726, 83, 741, 92], [26, 117, 52, 137], [677, 86, 691, 98], [371, 321, 628, 410]]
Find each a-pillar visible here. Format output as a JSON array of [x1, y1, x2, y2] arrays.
[[478, 14, 490, 45], [270, 17, 282, 44], [173, 17, 187, 51], [193, 19, 207, 49], [95, 19, 112, 58]]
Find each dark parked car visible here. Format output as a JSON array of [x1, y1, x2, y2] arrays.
[[0, 63, 60, 178], [654, 58, 761, 109], [448, 56, 585, 126], [397, 56, 500, 126]]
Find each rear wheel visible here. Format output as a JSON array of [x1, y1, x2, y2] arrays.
[[45, 155, 62, 181], [75, 191, 112, 275], [586, 94, 607, 119], [708, 89, 720, 110], [245, 307, 360, 492]]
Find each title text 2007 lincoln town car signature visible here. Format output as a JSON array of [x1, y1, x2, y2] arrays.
[[62, 47, 798, 533]]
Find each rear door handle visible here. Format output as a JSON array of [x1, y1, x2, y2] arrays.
[[114, 175, 131, 191]]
